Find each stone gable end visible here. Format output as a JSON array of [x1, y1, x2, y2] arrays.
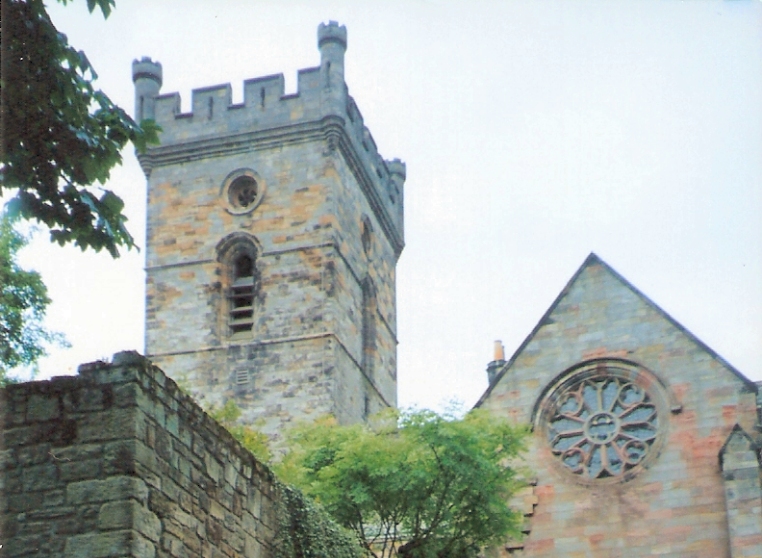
[[479, 253, 760, 557]]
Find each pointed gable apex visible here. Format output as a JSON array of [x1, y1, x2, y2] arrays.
[[475, 252, 755, 408]]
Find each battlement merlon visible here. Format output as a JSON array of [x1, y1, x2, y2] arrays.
[[134, 22, 350, 145], [133, 22, 406, 255]]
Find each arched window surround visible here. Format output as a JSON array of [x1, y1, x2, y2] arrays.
[[216, 233, 261, 336]]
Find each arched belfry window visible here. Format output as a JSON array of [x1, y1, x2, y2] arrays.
[[216, 233, 260, 336], [230, 254, 256, 334]]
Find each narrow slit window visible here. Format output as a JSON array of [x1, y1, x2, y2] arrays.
[[361, 279, 376, 378], [229, 254, 255, 334]]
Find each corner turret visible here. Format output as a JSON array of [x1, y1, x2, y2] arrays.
[[387, 159, 406, 183], [318, 21, 347, 89], [387, 158, 407, 202], [386, 158, 406, 235], [132, 57, 163, 122]]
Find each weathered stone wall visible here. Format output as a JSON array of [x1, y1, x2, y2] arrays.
[[140, 22, 403, 435], [479, 255, 761, 557], [0, 352, 356, 557], [720, 427, 762, 557], [329, 153, 399, 408], [331, 337, 391, 424]]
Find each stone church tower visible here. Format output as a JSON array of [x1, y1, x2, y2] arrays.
[[132, 22, 405, 437]]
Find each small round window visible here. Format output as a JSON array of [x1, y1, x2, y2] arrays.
[[222, 169, 265, 215], [538, 361, 668, 484]]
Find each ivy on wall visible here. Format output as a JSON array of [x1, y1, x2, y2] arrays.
[[274, 483, 364, 558], [204, 400, 361, 556]]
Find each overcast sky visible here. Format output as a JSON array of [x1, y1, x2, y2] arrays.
[[13, 0, 762, 411]]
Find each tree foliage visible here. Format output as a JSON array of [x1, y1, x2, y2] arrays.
[[209, 399, 273, 464], [273, 483, 364, 558], [1, 0, 159, 257], [0, 213, 67, 384], [277, 409, 527, 558]]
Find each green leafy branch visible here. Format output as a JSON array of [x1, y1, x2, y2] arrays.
[[2, 0, 160, 257], [0, 212, 69, 382]]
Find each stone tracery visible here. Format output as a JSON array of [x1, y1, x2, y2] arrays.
[[544, 366, 661, 481]]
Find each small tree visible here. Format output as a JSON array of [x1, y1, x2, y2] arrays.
[[277, 408, 527, 558], [0, 213, 67, 384], [208, 399, 272, 464], [1, 0, 159, 257]]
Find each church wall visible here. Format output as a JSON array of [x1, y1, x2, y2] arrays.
[[720, 428, 762, 557], [330, 336, 391, 424], [328, 247, 397, 411], [481, 259, 759, 557], [325, 150, 399, 408], [144, 142, 336, 270], [144, 139, 345, 430], [150, 337, 336, 443], [147, 247, 337, 357], [227, 338, 337, 439], [145, 264, 220, 352], [328, 147, 399, 339]]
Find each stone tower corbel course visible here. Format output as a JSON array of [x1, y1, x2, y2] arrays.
[[134, 22, 405, 438]]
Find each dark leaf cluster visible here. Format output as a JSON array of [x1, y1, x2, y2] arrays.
[[208, 399, 273, 464], [273, 483, 364, 558], [1, 0, 159, 257]]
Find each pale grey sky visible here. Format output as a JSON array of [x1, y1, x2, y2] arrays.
[[14, 0, 762, 411]]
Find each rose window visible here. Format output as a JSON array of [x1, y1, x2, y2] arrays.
[[543, 366, 664, 481]]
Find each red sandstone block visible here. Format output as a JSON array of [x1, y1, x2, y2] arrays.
[[526, 538, 555, 552]]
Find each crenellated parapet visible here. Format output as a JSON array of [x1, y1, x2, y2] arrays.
[[133, 21, 405, 253]]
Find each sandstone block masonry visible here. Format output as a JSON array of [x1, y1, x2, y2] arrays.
[[135, 22, 405, 437], [478, 254, 762, 557], [0, 352, 356, 557]]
